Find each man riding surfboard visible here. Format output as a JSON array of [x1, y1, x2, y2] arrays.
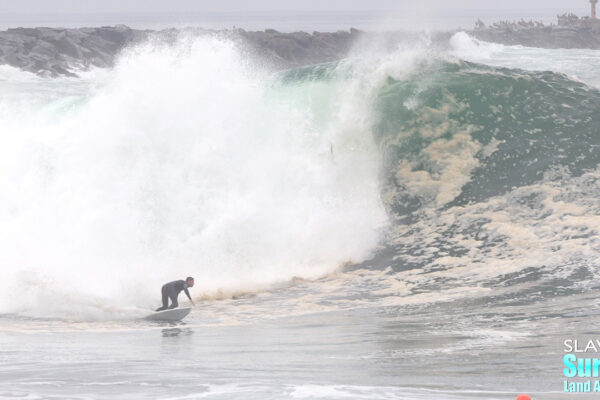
[[155, 277, 196, 311]]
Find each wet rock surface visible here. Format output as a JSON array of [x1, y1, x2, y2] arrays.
[[0, 25, 147, 76], [0, 25, 363, 77]]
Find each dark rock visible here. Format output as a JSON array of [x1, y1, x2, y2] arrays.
[[0, 26, 148, 76], [0, 25, 367, 76]]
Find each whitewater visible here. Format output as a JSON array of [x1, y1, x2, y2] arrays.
[[1, 30, 600, 399]]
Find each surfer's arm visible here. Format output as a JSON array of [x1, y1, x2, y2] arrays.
[[184, 288, 195, 306]]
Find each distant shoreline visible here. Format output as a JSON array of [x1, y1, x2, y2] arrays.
[[469, 14, 600, 49]]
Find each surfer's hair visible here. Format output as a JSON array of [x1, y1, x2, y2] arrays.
[[186, 276, 194, 281]]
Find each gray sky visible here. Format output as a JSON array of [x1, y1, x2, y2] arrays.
[[0, 0, 588, 13], [0, 1, 591, 31]]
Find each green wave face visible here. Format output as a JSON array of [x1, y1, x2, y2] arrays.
[[281, 59, 600, 220], [373, 61, 600, 218], [277, 58, 600, 297]]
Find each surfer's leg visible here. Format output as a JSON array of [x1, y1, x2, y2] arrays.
[[168, 293, 179, 309], [155, 286, 169, 311]]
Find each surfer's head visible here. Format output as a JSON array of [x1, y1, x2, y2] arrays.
[[186, 277, 195, 287]]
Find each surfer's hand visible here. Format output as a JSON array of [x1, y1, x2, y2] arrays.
[[190, 299, 196, 307]]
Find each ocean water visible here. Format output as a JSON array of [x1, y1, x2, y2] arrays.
[[1, 31, 600, 399]]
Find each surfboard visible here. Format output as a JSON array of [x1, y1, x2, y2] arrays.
[[145, 307, 192, 322]]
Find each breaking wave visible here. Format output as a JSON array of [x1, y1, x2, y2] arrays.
[[1, 32, 599, 319]]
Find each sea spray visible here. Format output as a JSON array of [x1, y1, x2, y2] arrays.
[[0, 34, 387, 318]]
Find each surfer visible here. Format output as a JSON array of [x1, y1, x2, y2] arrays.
[[155, 277, 196, 311]]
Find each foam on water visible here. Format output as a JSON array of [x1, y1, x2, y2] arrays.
[[450, 31, 600, 88]]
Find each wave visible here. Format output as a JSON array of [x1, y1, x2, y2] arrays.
[[375, 56, 600, 215], [365, 53, 600, 303], [450, 31, 600, 88], [1, 32, 599, 320], [0, 35, 387, 319]]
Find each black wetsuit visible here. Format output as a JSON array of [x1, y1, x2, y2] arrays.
[[155, 280, 192, 311]]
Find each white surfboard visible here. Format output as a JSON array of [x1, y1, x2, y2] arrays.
[[145, 307, 192, 322]]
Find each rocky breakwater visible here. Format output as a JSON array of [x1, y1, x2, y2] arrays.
[[0, 25, 363, 77], [0, 25, 147, 76]]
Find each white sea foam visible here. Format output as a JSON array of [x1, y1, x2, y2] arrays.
[[450, 31, 600, 88], [0, 34, 388, 319]]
